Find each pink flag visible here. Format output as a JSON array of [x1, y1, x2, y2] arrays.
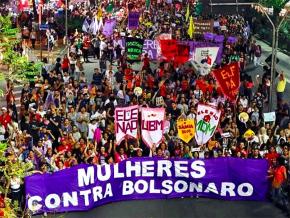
[[115, 105, 139, 145], [141, 107, 165, 148]]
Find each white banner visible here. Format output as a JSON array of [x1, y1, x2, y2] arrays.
[[115, 105, 139, 145], [141, 107, 165, 148], [194, 47, 219, 75], [195, 104, 221, 145]]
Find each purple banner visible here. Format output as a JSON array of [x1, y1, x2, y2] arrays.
[[102, 19, 116, 37], [128, 12, 140, 30], [25, 158, 269, 214]]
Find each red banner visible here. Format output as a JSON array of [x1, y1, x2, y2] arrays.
[[160, 39, 177, 61], [174, 44, 190, 67], [213, 62, 240, 102]]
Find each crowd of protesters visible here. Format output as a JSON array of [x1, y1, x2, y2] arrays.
[[0, 0, 289, 216]]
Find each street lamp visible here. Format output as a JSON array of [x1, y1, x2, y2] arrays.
[[65, 0, 68, 45], [251, 4, 289, 111], [208, 2, 289, 111]]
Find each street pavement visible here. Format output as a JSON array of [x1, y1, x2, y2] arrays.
[[35, 198, 288, 218]]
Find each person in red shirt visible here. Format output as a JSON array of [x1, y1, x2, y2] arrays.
[[269, 157, 288, 212], [181, 76, 189, 92], [142, 53, 150, 70], [265, 146, 279, 166], [134, 71, 142, 88], [195, 76, 207, 93], [146, 74, 155, 90], [61, 54, 70, 73], [159, 81, 167, 97], [82, 35, 91, 63], [0, 107, 11, 129]]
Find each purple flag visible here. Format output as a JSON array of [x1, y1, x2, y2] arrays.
[[102, 19, 116, 37], [227, 36, 238, 44], [128, 12, 140, 30], [214, 35, 225, 43], [25, 158, 269, 214], [203, 32, 215, 41]]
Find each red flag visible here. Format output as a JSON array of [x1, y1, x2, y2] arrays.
[[213, 62, 240, 102], [174, 44, 190, 67], [18, 0, 29, 11], [160, 39, 177, 61]]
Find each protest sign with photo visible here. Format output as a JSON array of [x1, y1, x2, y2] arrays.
[[114, 105, 139, 144], [193, 46, 219, 75], [195, 104, 221, 145]]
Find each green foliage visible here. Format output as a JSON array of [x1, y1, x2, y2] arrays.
[[0, 16, 12, 32], [0, 15, 41, 81], [259, 0, 289, 11]]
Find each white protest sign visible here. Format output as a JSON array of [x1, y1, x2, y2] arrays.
[[155, 96, 164, 106], [263, 112, 276, 122], [114, 105, 139, 144], [194, 47, 219, 75], [195, 104, 221, 145]]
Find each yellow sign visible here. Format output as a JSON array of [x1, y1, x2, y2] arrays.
[[239, 112, 249, 123], [243, 129, 255, 141], [177, 119, 195, 143]]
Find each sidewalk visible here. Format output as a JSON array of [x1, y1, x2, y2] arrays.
[[256, 38, 290, 83], [255, 38, 290, 111]]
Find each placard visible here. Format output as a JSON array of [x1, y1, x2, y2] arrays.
[[263, 112, 276, 122], [125, 37, 144, 62], [194, 19, 214, 35]]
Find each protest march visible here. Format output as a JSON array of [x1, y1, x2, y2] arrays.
[[0, 0, 289, 217]]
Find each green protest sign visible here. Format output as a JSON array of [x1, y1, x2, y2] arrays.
[[125, 37, 144, 63]]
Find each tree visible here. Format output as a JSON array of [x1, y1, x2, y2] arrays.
[[0, 16, 42, 82], [258, 0, 289, 24]]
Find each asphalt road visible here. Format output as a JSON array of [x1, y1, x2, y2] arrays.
[[36, 198, 287, 218]]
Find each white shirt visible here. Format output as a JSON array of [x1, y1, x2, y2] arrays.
[[187, 113, 196, 120], [88, 122, 98, 140], [239, 98, 248, 108], [10, 177, 21, 190]]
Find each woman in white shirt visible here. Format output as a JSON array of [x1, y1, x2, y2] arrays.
[[9, 174, 22, 205]]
